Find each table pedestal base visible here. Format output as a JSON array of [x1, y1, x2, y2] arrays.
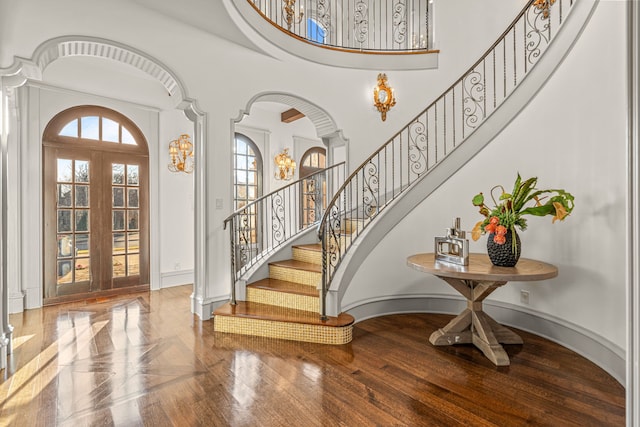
[[429, 278, 523, 366]]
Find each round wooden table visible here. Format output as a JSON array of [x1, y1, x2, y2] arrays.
[[407, 253, 558, 366]]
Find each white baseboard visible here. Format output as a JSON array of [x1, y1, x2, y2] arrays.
[[9, 292, 25, 314], [345, 294, 625, 386], [160, 269, 194, 288]]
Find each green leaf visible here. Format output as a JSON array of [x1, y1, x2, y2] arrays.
[[472, 193, 484, 206]]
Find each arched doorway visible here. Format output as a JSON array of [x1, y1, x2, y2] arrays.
[[42, 105, 150, 304]]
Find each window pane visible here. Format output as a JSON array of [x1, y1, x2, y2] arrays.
[[236, 155, 247, 170], [127, 210, 139, 231], [248, 156, 256, 170], [57, 210, 72, 232], [247, 171, 256, 185], [235, 138, 247, 154], [57, 184, 72, 207], [112, 164, 125, 184], [113, 210, 125, 231], [57, 260, 73, 284], [236, 185, 247, 200], [75, 185, 89, 207], [81, 116, 99, 140], [76, 234, 90, 257], [113, 233, 126, 255], [112, 255, 126, 277], [236, 170, 247, 184], [57, 159, 73, 182], [59, 119, 78, 137], [102, 118, 119, 142], [75, 160, 90, 183], [122, 127, 136, 145], [127, 165, 139, 186], [248, 186, 256, 199], [128, 188, 139, 208], [57, 235, 74, 258], [112, 187, 125, 208], [127, 254, 139, 276], [75, 210, 89, 232], [75, 258, 90, 282], [127, 232, 139, 253]]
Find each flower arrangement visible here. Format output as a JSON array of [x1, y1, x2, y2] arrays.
[[471, 173, 575, 246]]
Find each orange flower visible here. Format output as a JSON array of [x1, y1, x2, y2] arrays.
[[495, 225, 507, 236], [484, 223, 496, 234], [489, 216, 500, 225], [552, 201, 568, 223], [493, 234, 506, 245]]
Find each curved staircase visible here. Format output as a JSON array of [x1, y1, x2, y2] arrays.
[[215, 0, 595, 344], [214, 244, 354, 344]]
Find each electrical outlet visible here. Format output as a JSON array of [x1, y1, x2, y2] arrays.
[[520, 290, 530, 305]]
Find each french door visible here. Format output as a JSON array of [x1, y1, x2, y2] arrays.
[[43, 147, 149, 304]]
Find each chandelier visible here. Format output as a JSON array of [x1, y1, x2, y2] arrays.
[[168, 134, 194, 174], [274, 148, 296, 180], [373, 73, 396, 122]]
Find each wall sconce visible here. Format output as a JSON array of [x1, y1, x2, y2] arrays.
[[168, 134, 194, 174], [274, 148, 296, 181], [283, 0, 304, 31], [373, 73, 396, 122]]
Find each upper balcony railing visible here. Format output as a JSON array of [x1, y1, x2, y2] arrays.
[[246, 0, 434, 52]]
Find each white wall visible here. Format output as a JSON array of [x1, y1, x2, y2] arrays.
[[343, 1, 628, 352], [158, 110, 194, 288]]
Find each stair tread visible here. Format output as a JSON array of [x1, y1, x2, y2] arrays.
[[248, 278, 318, 297], [214, 301, 354, 327], [292, 243, 321, 252], [270, 259, 321, 273]]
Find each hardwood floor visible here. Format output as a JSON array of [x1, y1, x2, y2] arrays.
[[0, 285, 624, 426]]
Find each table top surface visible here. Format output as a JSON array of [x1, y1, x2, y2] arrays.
[[406, 253, 558, 282]]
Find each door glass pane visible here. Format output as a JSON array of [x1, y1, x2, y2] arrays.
[[113, 233, 126, 254], [127, 232, 139, 253], [75, 160, 90, 183], [127, 211, 139, 231], [81, 116, 100, 140], [75, 258, 90, 282], [113, 187, 125, 207], [76, 234, 90, 257], [57, 260, 73, 284], [113, 211, 125, 231], [75, 210, 89, 232], [102, 118, 119, 142], [57, 184, 72, 207], [128, 188, 139, 208], [122, 128, 136, 145], [112, 255, 126, 278], [57, 235, 74, 258], [57, 159, 73, 182], [57, 210, 72, 232], [59, 120, 78, 137], [75, 185, 89, 207], [127, 254, 139, 276], [127, 165, 139, 185], [112, 164, 125, 184]]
